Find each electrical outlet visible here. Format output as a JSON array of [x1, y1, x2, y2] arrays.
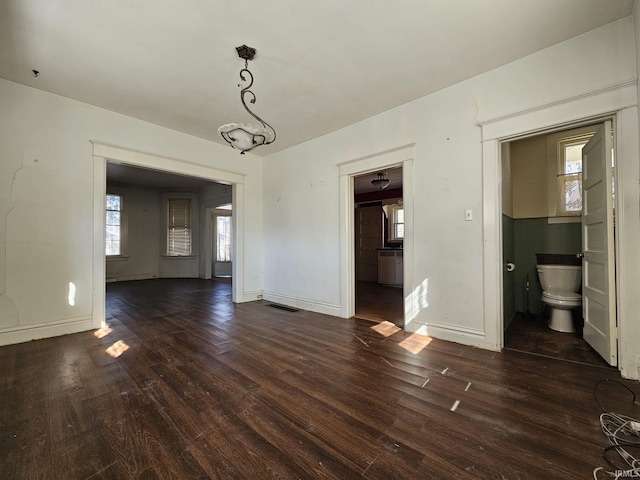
[[465, 209, 473, 221]]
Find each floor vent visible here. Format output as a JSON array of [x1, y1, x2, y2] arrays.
[[267, 303, 300, 313]]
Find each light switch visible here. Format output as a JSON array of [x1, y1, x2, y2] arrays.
[[465, 209, 473, 221]]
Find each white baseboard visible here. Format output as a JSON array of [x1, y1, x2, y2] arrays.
[[262, 291, 341, 317], [239, 290, 263, 302], [0, 316, 95, 346], [106, 273, 159, 283], [159, 273, 199, 279], [406, 321, 498, 351]]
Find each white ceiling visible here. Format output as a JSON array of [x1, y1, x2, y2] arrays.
[[354, 167, 403, 195], [106, 162, 217, 189], [0, 1, 634, 156], [107, 161, 402, 194]]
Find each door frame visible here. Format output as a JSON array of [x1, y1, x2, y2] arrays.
[[479, 83, 640, 377], [91, 142, 245, 329], [338, 145, 415, 327]]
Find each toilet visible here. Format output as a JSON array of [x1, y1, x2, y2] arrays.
[[536, 257, 582, 333]]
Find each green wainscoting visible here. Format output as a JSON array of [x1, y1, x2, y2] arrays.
[[511, 218, 581, 315], [502, 215, 515, 329]]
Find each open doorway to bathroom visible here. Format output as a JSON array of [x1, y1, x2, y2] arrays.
[[501, 123, 613, 367]]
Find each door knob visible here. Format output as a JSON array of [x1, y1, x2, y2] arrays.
[[576, 252, 584, 258]]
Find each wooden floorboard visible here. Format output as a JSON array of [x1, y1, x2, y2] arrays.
[[1, 278, 637, 479], [504, 312, 610, 367]]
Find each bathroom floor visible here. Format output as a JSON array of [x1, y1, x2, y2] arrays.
[[504, 311, 612, 368]]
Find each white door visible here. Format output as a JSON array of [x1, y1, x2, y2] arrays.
[[581, 121, 617, 366]]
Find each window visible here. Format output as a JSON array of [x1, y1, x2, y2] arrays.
[[105, 193, 122, 255], [167, 198, 192, 256], [216, 216, 232, 262], [556, 135, 592, 216], [387, 204, 404, 241], [394, 207, 404, 239]]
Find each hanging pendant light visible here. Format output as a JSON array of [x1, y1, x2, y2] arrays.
[[218, 45, 277, 154], [371, 172, 390, 190]]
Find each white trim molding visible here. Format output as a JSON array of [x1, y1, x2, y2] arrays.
[[409, 321, 491, 350], [338, 144, 415, 328], [480, 83, 640, 380], [0, 316, 94, 347], [479, 80, 637, 140], [92, 142, 250, 334], [262, 291, 341, 317]]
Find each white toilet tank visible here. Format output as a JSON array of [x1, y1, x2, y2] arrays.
[[536, 265, 582, 292]]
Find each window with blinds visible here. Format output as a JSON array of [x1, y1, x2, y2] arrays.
[[167, 198, 192, 256]]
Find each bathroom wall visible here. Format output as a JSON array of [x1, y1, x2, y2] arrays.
[[513, 219, 581, 314], [501, 143, 515, 329], [509, 130, 584, 314], [502, 215, 515, 326]]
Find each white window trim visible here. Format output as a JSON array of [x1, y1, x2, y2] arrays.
[[214, 209, 232, 263], [545, 126, 596, 219], [385, 202, 404, 242]]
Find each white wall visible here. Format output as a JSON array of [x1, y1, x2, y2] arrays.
[[1, 14, 638, 377], [106, 185, 161, 282], [262, 17, 640, 375], [0, 79, 263, 345]]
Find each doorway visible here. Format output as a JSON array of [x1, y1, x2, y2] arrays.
[[92, 142, 246, 330], [501, 122, 614, 367], [353, 168, 404, 326], [337, 144, 415, 329]]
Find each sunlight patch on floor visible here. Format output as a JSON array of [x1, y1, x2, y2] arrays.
[[94, 325, 113, 339], [106, 340, 129, 358], [399, 332, 432, 355], [370, 321, 401, 337]]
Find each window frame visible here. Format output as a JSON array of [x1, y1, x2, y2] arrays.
[[164, 192, 197, 257], [557, 134, 592, 216], [215, 213, 232, 263], [105, 189, 128, 258], [545, 126, 596, 224], [388, 203, 404, 242]]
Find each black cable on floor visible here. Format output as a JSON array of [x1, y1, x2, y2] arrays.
[[593, 379, 640, 479]]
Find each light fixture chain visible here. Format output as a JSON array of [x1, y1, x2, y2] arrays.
[[238, 66, 276, 142], [218, 44, 277, 154]]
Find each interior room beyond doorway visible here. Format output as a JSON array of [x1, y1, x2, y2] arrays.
[[353, 167, 404, 327], [501, 123, 612, 366]]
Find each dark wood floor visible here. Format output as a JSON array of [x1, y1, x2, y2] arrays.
[[505, 312, 611, 368], [1, 279, 637, 479], [355, 281, 404, 326]]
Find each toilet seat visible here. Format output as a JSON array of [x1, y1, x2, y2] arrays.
[[542, 290, 581, 302]]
